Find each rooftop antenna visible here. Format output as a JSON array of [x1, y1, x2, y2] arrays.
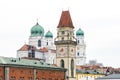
[[36, 18, 39, 25], [37, 18, 38, 22]]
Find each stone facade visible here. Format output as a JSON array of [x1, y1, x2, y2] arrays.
[[55, 11, 77, 80]]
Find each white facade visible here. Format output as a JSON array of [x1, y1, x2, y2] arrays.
[[17, 23, 56, 64], [29, 35, 54, 49], [76, 34, 86, 66], [17, 51, 28, 58]]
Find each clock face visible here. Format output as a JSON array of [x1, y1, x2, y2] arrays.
[[58, 47, 67, 57], [70, 47, 75, 55]]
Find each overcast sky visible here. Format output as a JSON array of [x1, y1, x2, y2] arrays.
[[0, 0, 120, 68]]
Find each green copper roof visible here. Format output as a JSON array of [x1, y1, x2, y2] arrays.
[[76, 28, 84, 36], [31, 22, 44, 37], [96, 74, 120, 79], [0, 56, 66, 71], [45, 30, 53, 38], [76, 69, 105, 75]]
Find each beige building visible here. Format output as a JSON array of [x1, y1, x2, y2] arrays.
[[76, 70, 105, 80]]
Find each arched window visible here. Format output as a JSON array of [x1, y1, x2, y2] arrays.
[[60, 59, 64, 68], [46, 42, 48, 45], [77, 52, 79, 56], [71, 59, 74, 77], [38, 40, 41, 47], [0, 77, 2, 80], [77, 40, 79, 44]]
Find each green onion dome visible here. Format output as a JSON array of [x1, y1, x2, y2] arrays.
[[76, 28, 84, 36], [45, 30, 53, 38], [31, 22, 44, 37]]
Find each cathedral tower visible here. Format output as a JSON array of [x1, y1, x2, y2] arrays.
[[76, 28, 86, 65], [55, 11, 77, 80], [29, 22, 45, 49]]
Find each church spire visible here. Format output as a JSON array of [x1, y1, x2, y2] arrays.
[[57, 10, 74, 28]]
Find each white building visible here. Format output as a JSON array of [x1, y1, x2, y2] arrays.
[[17, 22, 56, 64], [76, 28, 86, 66]]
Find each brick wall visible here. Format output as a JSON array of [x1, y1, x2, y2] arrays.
[[9, 67, 34, 80], [36, 69, 65, 80], [8, 67, 65, 80], [0, 67, 4, 80]]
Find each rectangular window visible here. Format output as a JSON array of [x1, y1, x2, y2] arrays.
[[46, 42, 48, 45], [62, 31, 65, 34]]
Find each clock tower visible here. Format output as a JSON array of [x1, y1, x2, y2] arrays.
[[55, 11, 77, 80]]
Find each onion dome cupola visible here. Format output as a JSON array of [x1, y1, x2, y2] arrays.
[[31, 22, 44, 37], [45, 30, 53, 38], [76, 28, 84, 36]]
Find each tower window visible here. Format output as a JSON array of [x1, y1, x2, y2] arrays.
[[62, 37, 64, 40], [77, 40, 79, 44], [60, 59, 64, 68], [71, 59, 74, 77], [46, 42, 48, 45], [38, 40, 41, 47], [77, 52, 79, 56], [62, 31, 65, 34]]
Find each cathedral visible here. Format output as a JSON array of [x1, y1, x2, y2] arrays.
[[17, 10, 86, 68]]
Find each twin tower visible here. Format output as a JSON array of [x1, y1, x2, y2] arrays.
[[55, 11, 86, 80]]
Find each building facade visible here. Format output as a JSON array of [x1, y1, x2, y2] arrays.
[[17, 23, 56, 64], [17, 10, 86, 66], [76, 73, 104, 80], [76, 28, 86, 66], [55, 10, 78, 80], [0, 56, 66, 80]]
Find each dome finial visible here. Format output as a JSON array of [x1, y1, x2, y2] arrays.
[[36, 18, 39, 25]]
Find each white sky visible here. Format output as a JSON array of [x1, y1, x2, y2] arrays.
[[0, 0, 120, 68]]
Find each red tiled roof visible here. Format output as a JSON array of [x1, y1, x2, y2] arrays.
[[18, 44, 37, 51], [18, 44, 29, 51], [50, 49, 56, 53], [57, 11, 74, 28], [40, 47, 48, 53]]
